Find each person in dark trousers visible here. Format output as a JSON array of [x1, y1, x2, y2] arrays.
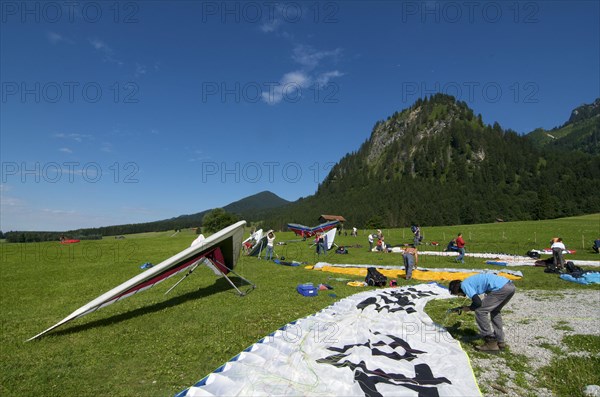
[[412, 225, 422, 246], [403, 245, 418, 280], [315, 232, 326, 255], [449, 273, 516, 353], [551, 237, 566, 269], [455, 233, 466, 263]]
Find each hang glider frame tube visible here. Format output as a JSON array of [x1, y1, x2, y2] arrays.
[[165, 255, 256, 297], [27, 221, 251, 341]]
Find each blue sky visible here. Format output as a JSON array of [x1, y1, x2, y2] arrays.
[[1, 1, 599, 231]]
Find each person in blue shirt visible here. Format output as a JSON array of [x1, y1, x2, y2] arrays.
[[593, 238, 600, 254], [449, 273, 516, 353]]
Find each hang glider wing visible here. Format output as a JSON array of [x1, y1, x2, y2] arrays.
[[242, 229, 262, 246], [324, 227, 337, 250], [28, 221, 247, 341], [287, 220, 339, 238], [242, 229, 264, 256], [177, 284, 481, 397], [286, 223, 311, 237]]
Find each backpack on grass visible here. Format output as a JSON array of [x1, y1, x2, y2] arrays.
[[565, 261, 583, 274], [366, 267, 387, 287]]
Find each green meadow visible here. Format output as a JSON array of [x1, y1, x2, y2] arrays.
[[1, 215, 599, 396]]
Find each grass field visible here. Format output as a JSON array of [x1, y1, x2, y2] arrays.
[[1, 215, 599, 396]]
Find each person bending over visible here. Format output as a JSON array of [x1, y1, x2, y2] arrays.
[[449, 273, 516, 353], [403, 245, 418, 280]]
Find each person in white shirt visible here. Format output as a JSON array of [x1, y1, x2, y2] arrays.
[[550, 237, 566, 269], [265, 231, 276, 261]]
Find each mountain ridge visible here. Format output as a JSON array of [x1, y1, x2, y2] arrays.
[[259, 94, 600, 229], [2, 191, 289, 240], [526, 98, 599, 154]]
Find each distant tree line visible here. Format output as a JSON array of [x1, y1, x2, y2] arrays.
[[3, 232, 102, 243]]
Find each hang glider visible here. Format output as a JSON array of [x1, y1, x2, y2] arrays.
[[177, 284, 481, 396], [310, 227, 338, 251], [286, 220, 339, 238], [28, 221, 253, 341], [242, 229, 264, 256]]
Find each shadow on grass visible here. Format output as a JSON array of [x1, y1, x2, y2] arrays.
[[46, 276, 253, 339], [444, 321, 481, 343]]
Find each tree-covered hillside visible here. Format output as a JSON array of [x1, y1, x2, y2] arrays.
[[527, 98, 600, 155], [261, 94, 600, 230], [4, 191, 288, 241]]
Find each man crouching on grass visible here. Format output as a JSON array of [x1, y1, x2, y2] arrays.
[[449, 274, 516, 353]]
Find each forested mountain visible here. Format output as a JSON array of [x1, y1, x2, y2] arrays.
[[75, 191, 288, 236], [4, 191, 288, 241], [526, 98, 599, 155], [7, 97, 599, 241], [261, 94, 600, 230]]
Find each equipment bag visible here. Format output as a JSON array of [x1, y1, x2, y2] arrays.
[[365, 267, 387, 287], [565, 261, 583, 274]]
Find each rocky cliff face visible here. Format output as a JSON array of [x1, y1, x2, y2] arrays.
[[566, 98, 600, 126], [365, 98, 465, 170]]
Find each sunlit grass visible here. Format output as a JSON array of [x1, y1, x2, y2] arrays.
[[1, 215, 598, 396]]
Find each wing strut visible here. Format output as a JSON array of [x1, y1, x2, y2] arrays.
[[164, 260, 203, 295]]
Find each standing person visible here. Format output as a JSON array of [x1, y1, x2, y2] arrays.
[[368, 233, 374, 251], [403, 245, 418, 280], [315, 232, 326, 255], [376, 229, 385, 251], [412, 225, 422, 246], [456, 233, 466, 263], [551, 237, 566, 269], [265, 231, 276, 261], [376, 230, 386, 252], [352, 227, 358, 237], [449, 274, 516, 353]]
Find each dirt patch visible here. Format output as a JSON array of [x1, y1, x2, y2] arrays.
[[470, 289, 600, 396]]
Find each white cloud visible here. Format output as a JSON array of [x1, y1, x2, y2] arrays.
[[54, 133, 93, 142], [188, 149, 210, 162], [259, 3, 286, 33], [316, 70, 344, 86], [47, 31, 74, 45], [292, 45, 342, 70], [261, 45, 344, 105], [100, 142, 113, 153], [134, 63, 147, 78], [260, 17, 283, 33], [59, 147, 73, 154], [42, 208, 76, 215], [262, 70, 311, 105], [89, 38, 123, 66], [89, 38, 111, 52]]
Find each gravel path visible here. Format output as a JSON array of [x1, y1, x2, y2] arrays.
[[469, 289, 600, 396]]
